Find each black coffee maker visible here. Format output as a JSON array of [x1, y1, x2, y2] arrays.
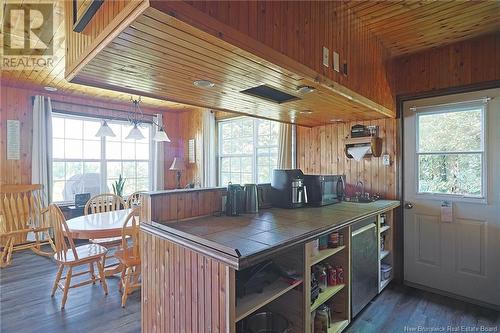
[[271, 169, 308, 209], [226, 184, 244, 216]]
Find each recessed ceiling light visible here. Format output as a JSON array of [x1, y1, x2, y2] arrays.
[[330, 119, 343, 122], [193, 80, 215, 88], [44, 86, 57, 92], [297, 85, 315, 94], [300, 110, 313, 114]]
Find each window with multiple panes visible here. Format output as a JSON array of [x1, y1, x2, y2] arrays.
[[52, 113, 152, 202], [416, 103, 485, 198], [218, 117, 279, 185]]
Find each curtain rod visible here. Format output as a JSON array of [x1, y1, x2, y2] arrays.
[[30, 96, 157, 118], [409, 97, 492, 112]]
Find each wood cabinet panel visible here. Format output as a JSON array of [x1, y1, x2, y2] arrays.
[[141, 230, 234, 333]]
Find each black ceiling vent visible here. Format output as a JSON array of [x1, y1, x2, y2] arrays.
[[240, 85, 299, 104]]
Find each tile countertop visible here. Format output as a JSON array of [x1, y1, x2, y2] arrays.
[[141, 200, 400, 269]]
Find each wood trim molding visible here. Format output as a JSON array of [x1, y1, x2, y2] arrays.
[[66, 0, 150, 81]]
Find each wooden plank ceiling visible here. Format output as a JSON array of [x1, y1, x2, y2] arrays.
[[3, 1, 500, 119], [346, 0, 500, 56], [0, 1, 195, 112], [69, 7, 393, 127]]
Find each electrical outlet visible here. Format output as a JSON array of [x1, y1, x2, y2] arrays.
[[333, 51, 340, 72], [322, 47, 329, 67], [382, 154, 391, 166]]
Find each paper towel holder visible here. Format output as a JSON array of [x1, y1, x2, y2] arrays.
[[345, 136, 383, 159]]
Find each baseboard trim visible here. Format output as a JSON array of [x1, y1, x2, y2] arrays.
[[404, 280, 500, 311]]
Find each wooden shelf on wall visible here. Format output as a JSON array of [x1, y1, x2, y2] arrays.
[[345, 136, 383, 158]]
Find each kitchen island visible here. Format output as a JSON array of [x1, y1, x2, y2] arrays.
[[140, 194, 399, 333]]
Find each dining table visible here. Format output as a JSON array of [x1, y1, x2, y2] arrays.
[[65, 208, 132, 276]]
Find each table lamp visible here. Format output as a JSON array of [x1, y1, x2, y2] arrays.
[[169, 157, 185, 189]]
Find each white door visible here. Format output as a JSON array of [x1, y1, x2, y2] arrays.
[[403, 88, 500, 307]]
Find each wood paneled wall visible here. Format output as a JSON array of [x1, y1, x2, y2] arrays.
[[159, 1, 395, 112], [141, 230, 233, 333], [143, 188, 225, 224], [0, 84, 199, 189], [392, 32, 500, 96], [178, 109, 204, 186], [297, 119, 398, 200]]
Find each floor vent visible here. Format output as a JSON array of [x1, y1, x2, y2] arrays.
[[240, 85, 299, 104]]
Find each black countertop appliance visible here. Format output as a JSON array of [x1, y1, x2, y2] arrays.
[[304, 174, 345, 206], [271, 169, 308, 209]]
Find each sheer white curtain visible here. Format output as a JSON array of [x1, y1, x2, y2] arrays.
[[202, 110, 216, 187], [152, 114, 165, 191], [277, 123, 296, 169], [31, 96, 53, 205]]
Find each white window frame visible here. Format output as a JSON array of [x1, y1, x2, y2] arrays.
[[217, 116, 279, 185], [51, 112, 153, 204], [415, 102, 487, 203]]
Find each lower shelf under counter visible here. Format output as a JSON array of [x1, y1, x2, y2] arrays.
[[235, 278, 303, 322], [311, 284, 346, 312], [328, 320, 350, 333]]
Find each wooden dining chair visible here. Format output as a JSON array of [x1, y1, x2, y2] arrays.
[[49, 204, 108, 309], [126, 191, 144, 208], [84, 193, 126, 215], [0, 184, 56, 267], [115, 208, 141, 307], [85, 193, 126, 271]]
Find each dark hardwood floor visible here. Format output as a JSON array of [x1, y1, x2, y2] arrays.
[[0, 246, 140, 333], [1, 248, 498, 333], [346, 284, 500, 333]]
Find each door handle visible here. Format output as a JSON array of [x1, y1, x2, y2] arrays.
[[404, 202, 414, 209]]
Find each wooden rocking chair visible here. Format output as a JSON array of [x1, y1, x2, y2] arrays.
[[0, 184, 56, 268]]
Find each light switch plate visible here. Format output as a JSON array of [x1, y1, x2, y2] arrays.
[[382, 154, 391, 166], [322, 47, 329, 67], [333, 51, 340, 72]]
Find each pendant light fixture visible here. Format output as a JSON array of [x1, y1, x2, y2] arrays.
[[125, 123, 146, 140], [125, 96, 171, 142], [153, 128, 170, 142], [95, 120, 116, 137], [96, 97, 171, 141]]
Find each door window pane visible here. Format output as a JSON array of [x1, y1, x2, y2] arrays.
[[418, 109, 482, 153], [418, 154, 482, 196], [416, 106, 484, 198]]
